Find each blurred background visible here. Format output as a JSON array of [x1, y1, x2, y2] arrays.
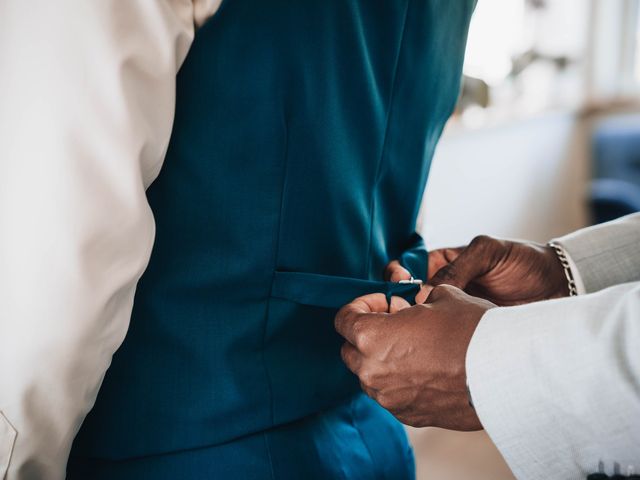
[[410, 0, 640, 478]]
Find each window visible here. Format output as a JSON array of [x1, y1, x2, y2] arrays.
[[453, 0, 639, 128]]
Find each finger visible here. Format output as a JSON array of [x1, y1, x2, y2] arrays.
[[335, 294, 388, 345], [340, 342, 364, 374], [415, 284, 433, 304], [427, 247, 463, 280], [389, 295, 411, 313], [351, 293, 390, 314], [430, 237, 499, 290], [425, 283, 469, 305], [384, 260, 412, 282]]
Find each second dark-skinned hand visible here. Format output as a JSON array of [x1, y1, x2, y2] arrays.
[[385, 235, 570, 306], [335, 286, 496, 431]]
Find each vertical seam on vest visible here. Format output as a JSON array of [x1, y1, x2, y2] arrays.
[[364, 0, 412, 278], [262, 432, 277, 480], [261, 299, 276, 426], [261, 116, 291, 427]]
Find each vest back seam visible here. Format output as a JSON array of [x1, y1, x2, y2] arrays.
[[261, 115, 291, 427], [364, 0, 412, 278]]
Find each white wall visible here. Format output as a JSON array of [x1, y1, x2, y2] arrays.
[[417, 111, 590, 249]]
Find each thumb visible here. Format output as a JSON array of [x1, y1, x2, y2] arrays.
[[415, 284, 433, 304], [427, 247, 463, 280], [429, 237, 497, 290]]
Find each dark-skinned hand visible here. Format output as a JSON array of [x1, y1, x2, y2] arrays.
[[385, 235, 570, 306], [334, 286, 496, 431]]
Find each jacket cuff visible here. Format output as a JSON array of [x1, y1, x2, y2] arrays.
[[551, 213, 640, 294]]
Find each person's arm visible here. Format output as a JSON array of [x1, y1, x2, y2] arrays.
[[467, 283, 640, 479], [553, 213, 640, 294], [334, 283, 640, 479], [385, 213, 640, 306], [0, 2, 206, 478]]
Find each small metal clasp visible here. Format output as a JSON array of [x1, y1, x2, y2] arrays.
[[397, 277, 423, 286]]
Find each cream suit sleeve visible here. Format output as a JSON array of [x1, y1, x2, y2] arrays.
[[466, 214, 640, 480], [0, 1, 216, 478], [554, 212, 640, 293]]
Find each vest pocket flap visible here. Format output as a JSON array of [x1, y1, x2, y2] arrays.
[[0, 411, 17, 478], [271, 271, 420, 309]]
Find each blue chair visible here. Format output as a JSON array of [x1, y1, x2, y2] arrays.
[[590, 114, 640, 224]]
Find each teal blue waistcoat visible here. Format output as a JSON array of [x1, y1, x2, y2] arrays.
[[69, 1, 474, 477]]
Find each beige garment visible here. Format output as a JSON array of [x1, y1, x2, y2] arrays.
[[467, 213, 640, 479], [0, 1, 220, 479]]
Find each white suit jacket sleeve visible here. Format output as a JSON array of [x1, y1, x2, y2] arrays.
[[554, 213, 640, 294], [0, 1, 215, 478], [467, 214, 640, 480]]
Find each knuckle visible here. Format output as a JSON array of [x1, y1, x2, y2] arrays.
[[354, 323, 374, 351], [470, 234, 498, 253], [336, 309, 358, 332], [471, 234, 492, 246], [339, 343, 351, 363], [429, 284, 452, 299], [334, 307, 350, 329], [439, 284, 458, 293], [345, 309, 361, 325], [359, 369, 375, 388], [376, 394, 395, 410]]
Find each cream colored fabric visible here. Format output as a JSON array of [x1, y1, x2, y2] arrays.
[[0, 1, 220, 478], [467, 214, 640, 479], [556, 213, 640, 293]]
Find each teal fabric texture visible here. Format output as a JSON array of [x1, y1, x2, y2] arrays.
[[68, 1, 475, 478]]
